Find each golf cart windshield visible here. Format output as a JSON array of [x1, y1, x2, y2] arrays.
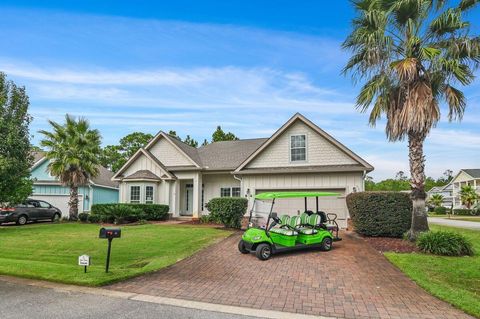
[[249, 199, 273, 229]]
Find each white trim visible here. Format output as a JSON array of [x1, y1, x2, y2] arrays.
[[89, 182, 119, 190], [289, 133, 308, 163], [145, 132, 201, 168], [31, 157, 48, 170], [112, 148, 175, 181], [234, 113, 374, 172]]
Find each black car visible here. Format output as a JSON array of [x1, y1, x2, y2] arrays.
[[0, 199, 62, 225]]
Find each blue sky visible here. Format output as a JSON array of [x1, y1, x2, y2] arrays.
[[1, 1, 479, 180]]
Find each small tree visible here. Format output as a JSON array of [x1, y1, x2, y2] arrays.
[[429, 194, 444, 208], [212, 126, 239, 142], [183, 135, 199, 147], [40, 115, 102, 220], [100, 132, 153, 171], [460, 185, 479, 209], [0, 73, 33, 205]]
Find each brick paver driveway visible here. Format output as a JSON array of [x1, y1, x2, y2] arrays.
[[109, 232, 470, 319]]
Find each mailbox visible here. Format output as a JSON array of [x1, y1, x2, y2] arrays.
[[99, 227, 121, 239]]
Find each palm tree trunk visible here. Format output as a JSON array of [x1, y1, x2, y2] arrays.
[[69, 186, 79, 221], [407, 132, 429, 240]]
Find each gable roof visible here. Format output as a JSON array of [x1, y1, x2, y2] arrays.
[[463, 169, 480, 179], [197, 138, 267, 170], [234, 113, 374, 172], [32, 151, 118, 188], [145, 132, 202, 168], [111, 148, 176, 180]]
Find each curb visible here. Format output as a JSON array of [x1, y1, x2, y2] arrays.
[[0, 275, 336, 319]]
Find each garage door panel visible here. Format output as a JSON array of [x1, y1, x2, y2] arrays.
[[255, 189, 347, 228], [29, 195, 83, 218]]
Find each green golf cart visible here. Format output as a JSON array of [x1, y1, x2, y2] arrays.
[[238, 191, 341, 260]]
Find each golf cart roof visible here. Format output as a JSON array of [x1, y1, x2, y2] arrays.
[[255, 191, 340, 200]]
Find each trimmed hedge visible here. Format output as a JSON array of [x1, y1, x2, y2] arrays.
[[90, 203, 169, 224], [205, 197, 248, 229], [346, 192, 412, 237], [433, 206, 448, 215], [453, 208, 479, 216], [417, 231, 474, 256], [78, 213, 89, 222]]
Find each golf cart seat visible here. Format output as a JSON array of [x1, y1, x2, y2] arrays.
[[297, 214, 320, 235], [270, 215, 300, 236]]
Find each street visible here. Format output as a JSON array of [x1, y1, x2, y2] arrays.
[[0, 280, 262, 319]]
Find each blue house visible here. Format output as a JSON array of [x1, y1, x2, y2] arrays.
[[30, 152, 119, 217]]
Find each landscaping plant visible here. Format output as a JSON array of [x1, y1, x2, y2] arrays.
[[91, 203, 169, 222], [417, 230, 474, 256], [0, 73, 34, 206], [205, 197, 248, 229], [460, 185, 479, 209], [40, 115, 102, 220], [346, 192, 412, 237], [343, 0, 480, 240]]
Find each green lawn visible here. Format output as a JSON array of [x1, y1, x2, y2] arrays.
[[386, 225, 480, 318], [0, 223, 231, 286], [429, 214, 480, 222]]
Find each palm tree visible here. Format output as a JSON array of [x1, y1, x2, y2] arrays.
[[429, 194, 444, 207], [343, 0, 480, 239], [460, 185, 479, 209], [40, 115, 102, 220]]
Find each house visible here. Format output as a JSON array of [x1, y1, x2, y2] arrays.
[[450, 169, 480, 208], [427, 184, 453, 208], [112, 113, 374, 228], [31, 152, 119, 217]]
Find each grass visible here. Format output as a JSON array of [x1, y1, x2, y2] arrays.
[[430, 214, 480, 223], [0, 222, 231, 286], [386, 225, 480, 318]]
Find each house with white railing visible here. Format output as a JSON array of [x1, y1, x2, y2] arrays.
[[450, 169, 480, 208]]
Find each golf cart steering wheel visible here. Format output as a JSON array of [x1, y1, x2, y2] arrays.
[[271, 215, 281, 224]]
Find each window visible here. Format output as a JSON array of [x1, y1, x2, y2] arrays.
[[130, 186, 140, 203], [38, 201, 51, 208], [221, 187, 241, 197], [290, 134, 306, 162], [232, 187, 241, 197], [220, 188, 231, 197], [145, 186, 154, 204]]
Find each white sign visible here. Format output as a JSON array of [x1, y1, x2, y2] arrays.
[[78, 255, 91, 266]]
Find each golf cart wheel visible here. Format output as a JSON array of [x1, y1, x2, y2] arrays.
[[321, 237, 333, 251], [255, 243, 272, 260], [16, 215, 28, 225], [51, 213, 61, 222], [238, 240, 249, 254]]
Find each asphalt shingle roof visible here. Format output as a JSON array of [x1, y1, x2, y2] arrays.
[[123, 170, 161, 181], [463, 169, 480, 178]]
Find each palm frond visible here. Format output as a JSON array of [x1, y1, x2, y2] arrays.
[[444, 85, 466, 121]]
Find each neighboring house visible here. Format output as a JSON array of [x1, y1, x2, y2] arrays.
[[427, 184, 453, 208], [31, 152, 119, 217], [112, 113, 374, 228], [450, 169, 480, 208]]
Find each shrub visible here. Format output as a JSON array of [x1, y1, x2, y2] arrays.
[[433, 206, 447, 215], [87, 214, 101, 223], [346, 192, 412, 237], [78, 213, 89, 222], [112, 205, 145, 224], [417, 231, 474, 256], [91, 203, 169, 222], [453, 208, 474, 216], [205, 197, 248, 229]]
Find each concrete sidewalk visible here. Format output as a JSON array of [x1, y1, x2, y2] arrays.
[[429, 217, 480, 230]]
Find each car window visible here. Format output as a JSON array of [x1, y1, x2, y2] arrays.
[[27, 201, 39, 208], [38, 201, 51, 208]]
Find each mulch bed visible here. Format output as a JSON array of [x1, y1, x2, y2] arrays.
[[361, 235, 418, 253]]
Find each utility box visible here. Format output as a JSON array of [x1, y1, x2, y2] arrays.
[[99, 227, 121, 239]]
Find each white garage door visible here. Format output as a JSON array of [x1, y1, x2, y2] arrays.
[[30, 195, 84, 218], [255, 189, 348, 228]]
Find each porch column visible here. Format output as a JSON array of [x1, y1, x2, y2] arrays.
[[192, 172, 202, 218], [171, 180, 181, 217]]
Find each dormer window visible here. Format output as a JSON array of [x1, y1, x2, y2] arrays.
[[290, 134, 306, 162]]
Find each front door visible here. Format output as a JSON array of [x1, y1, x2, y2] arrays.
[[184, 184, 193, 216]]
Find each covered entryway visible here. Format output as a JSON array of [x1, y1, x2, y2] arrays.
[[29, 194, 84, 218], [255, 188, 348, 228]]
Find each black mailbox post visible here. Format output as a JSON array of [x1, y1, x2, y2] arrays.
[[99, 227, 121, 273]]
